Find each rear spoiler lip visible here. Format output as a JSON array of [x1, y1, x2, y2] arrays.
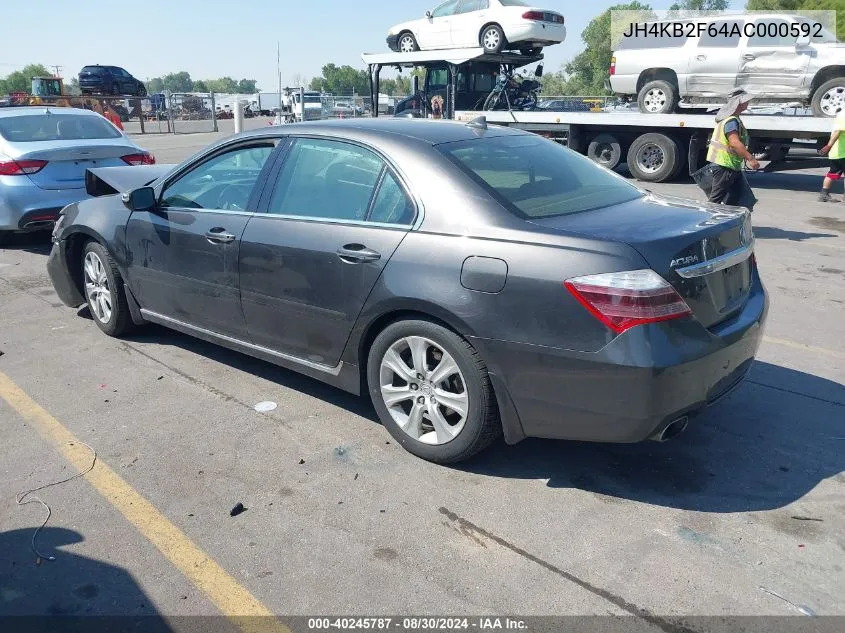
[[85, 164, 175, 197]]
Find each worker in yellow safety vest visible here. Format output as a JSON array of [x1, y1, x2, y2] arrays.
[[706, 88, 760, 207], [817, 110, 845, 202]]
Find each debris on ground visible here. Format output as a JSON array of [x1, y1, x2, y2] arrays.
[[298, 459, 305, 465], [354, 473, 359, 480], [254, 401, 277, 413], [230, 503, 246, 517], [791, 516, 823, 522], [157, 376, 164, 380], [759, 586, 816, 616]]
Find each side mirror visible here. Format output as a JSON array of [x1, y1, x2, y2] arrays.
[[536, 64, 544, 78], [425, 10, 432, 18], [796, 35, 810, 47], [122, 186, 156, 211]]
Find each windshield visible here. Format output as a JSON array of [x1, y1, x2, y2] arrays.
[[0, 113, 122, 142], [439, 135, 643, 219], [498, 0, 528, 5]]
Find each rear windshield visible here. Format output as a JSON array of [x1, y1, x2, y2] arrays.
[[0, 113, 122, 142], [81, 66, 104, 73], [439, 135, 642, 219]]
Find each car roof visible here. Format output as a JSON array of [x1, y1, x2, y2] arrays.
[[0, 106, 104, 119], [236, 117, 527, 146]]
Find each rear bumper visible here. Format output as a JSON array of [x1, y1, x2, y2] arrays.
[[47, 240, 86, 307], [0, 178, 88, 231], [473, 273, 768, 443], [504, 22, 566, 46]]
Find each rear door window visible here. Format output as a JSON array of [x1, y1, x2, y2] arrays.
[[439, 136, 642, 218], [748, 18, 797, 47], [267, 138, 382, 221]]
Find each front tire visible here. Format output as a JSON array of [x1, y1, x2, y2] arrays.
[[82, 241, 133, 337], [811, 77, 845, 117], [637, 79, 678, 114], [480, 25, 506, 53], [398, 32, 419, 53], [367, 320, 500, 463]]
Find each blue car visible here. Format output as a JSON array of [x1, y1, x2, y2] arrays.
[[0, 107, 153, 243]]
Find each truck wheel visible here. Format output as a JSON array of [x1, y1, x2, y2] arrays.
[[637, 80, 678, 114], [811, 77, 845, 117], [587, 134, 623, 170], [627, 133, 680, 183]]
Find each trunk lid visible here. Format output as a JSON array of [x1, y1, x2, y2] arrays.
[[531, 194, 754, 329], [17, 141, 139, 190]]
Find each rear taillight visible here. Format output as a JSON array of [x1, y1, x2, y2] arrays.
[[521, 11, 563, 23], [565, 269, 691, 334], [610, 55, 616, 76], [121, 153, 156, 166], [0, 159, 48, 176]]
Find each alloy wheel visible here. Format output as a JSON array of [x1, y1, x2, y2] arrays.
[[820, 86, 845, 116], [379, 336, 469, 445], [399, 35, 416, 53], [84, 251, 113, 324], [483, 29, 501, 51]]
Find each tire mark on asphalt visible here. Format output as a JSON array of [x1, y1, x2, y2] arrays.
[[438, 507, 699, 633]]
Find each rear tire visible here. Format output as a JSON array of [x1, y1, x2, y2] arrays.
[[637, 79, 678, 114], [811, 77, 845, 117], [111, 82, 121, 96], [480, 25, 506, 53], [82, 241, 133, 337], [137, 84, 147, 97], [367, 319, 500, 464], [398, 32, 419, 53], [587, 134, 623, 170], [627, 133, 680, 183]]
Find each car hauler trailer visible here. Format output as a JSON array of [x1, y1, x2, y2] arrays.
[[363, 48, 833, 183]]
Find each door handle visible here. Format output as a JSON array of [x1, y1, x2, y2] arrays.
[[337, 243, 382, 264], [743, 53, 756, 60], [205, 227, 236, 244], [695, 55, 707, 61]]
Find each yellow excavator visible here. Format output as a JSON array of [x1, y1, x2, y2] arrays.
[[16, 76, 127, 128]]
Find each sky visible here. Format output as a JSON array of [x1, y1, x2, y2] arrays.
[[0, 0, 725, 91]]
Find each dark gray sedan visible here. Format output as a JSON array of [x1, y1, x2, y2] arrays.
[[47, 118, 767, 463]]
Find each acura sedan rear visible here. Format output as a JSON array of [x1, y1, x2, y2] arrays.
[[46, 119, 767, 463]]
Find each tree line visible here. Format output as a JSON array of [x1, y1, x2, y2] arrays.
[[145, 72, 258, 94]]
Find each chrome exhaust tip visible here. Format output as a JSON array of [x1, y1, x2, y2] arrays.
[[652, 416, 689, 443]]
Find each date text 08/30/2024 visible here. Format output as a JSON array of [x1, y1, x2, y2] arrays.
[[307, 618, 528, 631]]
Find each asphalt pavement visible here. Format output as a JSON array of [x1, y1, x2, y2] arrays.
[[1, 124, 843, 631]]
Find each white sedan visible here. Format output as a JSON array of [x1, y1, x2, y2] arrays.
[[387, 0, 565, 55]]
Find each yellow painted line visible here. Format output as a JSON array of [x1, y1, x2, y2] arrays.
[[763, 336, 845, 360], [0, 371, 289, 633]]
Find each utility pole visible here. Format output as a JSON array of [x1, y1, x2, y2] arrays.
[[277, 41, 282, 116], [51, 65, 63, 78]]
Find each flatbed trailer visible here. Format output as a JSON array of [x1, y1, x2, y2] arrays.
[[363, 48, 834, 183]]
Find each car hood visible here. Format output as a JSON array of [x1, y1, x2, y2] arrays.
[[85, 164, 175, 197]]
